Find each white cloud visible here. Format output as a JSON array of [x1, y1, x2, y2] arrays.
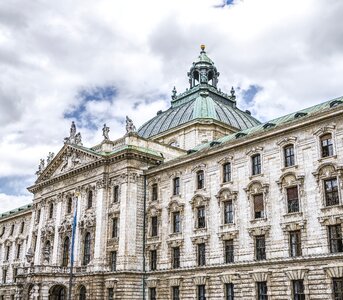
[[1, 0, 343, 210]]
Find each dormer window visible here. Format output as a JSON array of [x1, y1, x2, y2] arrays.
[[252, 154, 261, 175], [197, 170, 204, 189], [320, 133, 334, 157]]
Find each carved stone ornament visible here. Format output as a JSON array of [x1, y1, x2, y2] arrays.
[[169, 277, 182, 287], [191, 235, 209, 244], [220, 272, 240, 283], [277, 172, 305, 194], [216, 188, 238, 203], [219, 230, 239, 240], [217, 155, 233, 164], [319, 215, 343, 226], [281, 221, 306, 232], [58, 218, 73, 233], [285, 269, 308, 280], [167, 238, 183, 248], [313, 163, 342, 182], [168, 200, 184, 213], [59, 148, 85, 174], [190, 194, 210, 208], [40, 224, 55, 240], [125, 116, 136, 133], [146, 243, 160, 251], [193, 275, 208, 285], [79, 212, 96, 229], [245, 180, 269, 196], [276, 136, 297, 146], [313, 124, 336, 136], [324, 265, 343, 278], [146, 277, 158, 288], [250, 271, 272, 282], [246, 146, 263, 156], [102, 123, 110, 140], [248, 226, 271, 237]]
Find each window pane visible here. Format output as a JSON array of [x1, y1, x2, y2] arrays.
[[198, 243, 206, 266], [198, 206, 206, 228], [198, 285, 206, 300], [173, 178, 180, 195], [284, 145, 295, 167], [321, 134, 334, 157], [287, 186, 299, 213], [257, 282, 268, 300], [333, 277, 343, 300], [225, 240, 234, 263], [151, 216, 158, 236], [256, 235, 266, 260], [293, 280, 305, 300], [173, 212, 181, 233], [173, 247, 180, 269], [172, 286, 180, 300], [197, 171, 204, 189], [223, 163, 231, 182], [324, 178, 339, 206], [226, 283, 234, 300], [152, 184, 158, 201], [289, 230, 302, 257], [254, 194, 264, 219], [252, 154, 261, 175], [329, 225, 343, 253], [150, 250, 157, 270], [224, 201, 234, 224]]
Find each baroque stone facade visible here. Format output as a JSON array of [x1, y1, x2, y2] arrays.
[[1, 47, 343, 299]]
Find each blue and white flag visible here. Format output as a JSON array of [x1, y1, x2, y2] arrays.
[[70, 196, 78, 266]]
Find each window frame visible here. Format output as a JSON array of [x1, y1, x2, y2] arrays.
[[62, 237, 70, 267], [333, 277, 343, 300], [289, 230, 302, 257], [173, 177, 180, 195], [197, 206, 206, 229], [224, 239, 234, 263], [87, 190, 93, 209], [324, 177, 339, 206], [292, 280, 305, 300], [196, 170, 205, 190], [286, 186, 300, 213], [284, 144, 295, 167], [173, 211, 181, 233], [197, 243, 206, 266], [152, 183, 158, 201], [83, 232, 91, 265], [224, 201, 234, 224], [150, 249, 157, 271], [255, 235, 266, 261], [223, 162, 231, 183], [172, 246, 180, 269], [197, 285, 206, 300], [112, 217, 118, 238], [320, 133, 334, 158], [253, 193, 265, 219], [172, 286, 180, 300], [251, 154, 262, 176], [113, 185, 119, 203], [110, 251, 116, 271], [225, 283, 234, 300], [257, 281, 268, 300], [328, 224, 343, 253], [151, 216, 158, 237]]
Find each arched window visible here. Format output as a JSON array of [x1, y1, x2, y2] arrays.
[[83, 233, 91, 265], [87, 191, 93, 209], [49, 203, 54, 219], [79, 285, 86, 300], [62, 237, 70, 267], [67, 197, 72, 214]]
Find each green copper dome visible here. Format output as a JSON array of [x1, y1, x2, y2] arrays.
[[138, 47, 261, 139]]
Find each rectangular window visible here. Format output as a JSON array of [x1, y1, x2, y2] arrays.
[[197, 206, 206, 228], [108, 288, 114, 300], [198, 285, 206, 300], [5, 245, 10, 261], [112, 218, 118, 238], [172, 247, 180, 269], [197, 171, 205, 189], [110, 251, 116, 271], [172, 286, 180, 300], [289, 230, 302, 257], [287, 186, 299, 213], [173, 177, 180, 195], [173, 212, 181, 233], [150, 287, 156, 300], [67, 198, 72, 214], [333, 277, 343, 300], [10, 224, 14, 236], [224, 201, 234, 224], [197, 243, 206, 266], [223, 162, 231, 183], [2, 269, 7, 284], [152, 184, 158, 201], [225, 239, 234, 263], [49, 203, 54, 219], [150, 250, 157, 271], [252, 154, 261, 175], [284, 145, 295, 167], [255, 235, 266, 260], [36, 209, 41, 223], [151, 216, 158, 237], [20, 222, 25, 234], [293, 280, 305, 300], [113, 186, 119, 202], [253, 194, 264, 219], [257, 282, 268, 300], [225, 283, 234, 300], [328, 225, 343, 253], [13, 268, 18, 283], [16, 244, 21, 259], [324, 178, 339, 206], [321, 133, 334, 157]]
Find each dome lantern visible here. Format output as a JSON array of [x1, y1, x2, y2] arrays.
[[187, 45, 220, 89]]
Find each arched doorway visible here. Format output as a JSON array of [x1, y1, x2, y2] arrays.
[[49, 285, 67, 300]]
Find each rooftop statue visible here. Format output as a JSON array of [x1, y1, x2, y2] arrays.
[[126, 116, 136, 134], [64, 121, 83, 146], [102, 123, 110, 140], [35, 159, 45, 176]]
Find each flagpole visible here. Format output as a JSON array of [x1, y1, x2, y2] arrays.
[[68, 193, 78, 300]]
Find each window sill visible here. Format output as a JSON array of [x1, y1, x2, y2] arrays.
[[249, 174, 264, 180], [250, 218, 268, 224], [320, 204, 343, 213], [220, 223, 236, 230], [220, 181, 234, 187], [318, 155, 337, 163], [194, 188, 206, 193], [281, 164, 298, 172], [283, 212, 303, 218], [193, 228, 208, 234]]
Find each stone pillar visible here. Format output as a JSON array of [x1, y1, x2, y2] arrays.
[[40, 283, 50, 300], [52, 195, 62, 264], [93, 178, 106, 270], [32, 285, 40, 300]]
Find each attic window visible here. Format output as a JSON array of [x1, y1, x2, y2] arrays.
[[294, 112, 307, 119], [187, 149, 197, 154], [330, 100, 343, 108], [210, 141, 221, 147], [235, 132, 247, 139], [263, 122, 275, 129]]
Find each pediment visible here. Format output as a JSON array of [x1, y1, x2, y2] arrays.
[[35, 145, 102, 183]]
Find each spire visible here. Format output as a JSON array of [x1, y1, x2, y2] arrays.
[[188, 45, 220, 89]]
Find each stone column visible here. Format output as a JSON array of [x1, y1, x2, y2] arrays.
[[93, 178, 106, 270], [52, 194, 63, 264]]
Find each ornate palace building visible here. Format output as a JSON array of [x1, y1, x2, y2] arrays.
[[0, 46, 343, 299]]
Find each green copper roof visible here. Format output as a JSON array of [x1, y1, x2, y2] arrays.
[[192, 96, 343, 152], [0, 203, 32, 220], [138, 86, 260, 139]]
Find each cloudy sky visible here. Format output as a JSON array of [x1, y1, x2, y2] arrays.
[[1, 0, 343, 212]]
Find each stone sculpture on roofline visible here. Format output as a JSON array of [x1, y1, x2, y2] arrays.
[[102, 123, 110, 140], [64, 121, 83, 146], [126, 116, 136, 134]]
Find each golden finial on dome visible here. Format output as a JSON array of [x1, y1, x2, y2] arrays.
[[200, 44, 206, 51]]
